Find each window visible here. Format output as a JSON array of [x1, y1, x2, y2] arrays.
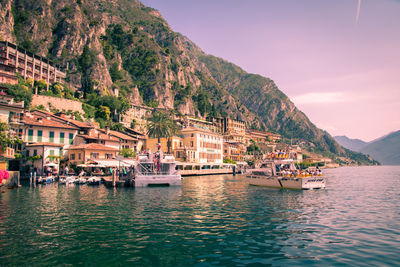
[[69, 133, 73, 144], [70, 153, 75, 160], [90, 152, 99, 159], [60, 132, 65, 144], [105, 153, 113, 159], [28, 129, 33, 142], [50, 150, 54, 156], [33, 149, 37, 156], [190, 141, 194, 147], [37, 130, 43, 142], [78, 153, 81, 160], [49, 131, 54, 143]]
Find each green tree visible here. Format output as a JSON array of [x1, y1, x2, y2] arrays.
[[34, 79, 47, 94], [0, 122, 22, 150], [147, 111, 179, 153], [121, 148, 136, 158], [3, 84, 32, 107], [96, 106, 111, 120]]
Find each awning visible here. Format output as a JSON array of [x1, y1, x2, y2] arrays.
[[45, 162, 59, 167], [92, 159, 133, 168]]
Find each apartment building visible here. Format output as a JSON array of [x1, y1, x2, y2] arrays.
[[66, 143, 118, 166], [22, 113, 79, 156], [180, 127, 223, 163], [0, 41, 66, 86]]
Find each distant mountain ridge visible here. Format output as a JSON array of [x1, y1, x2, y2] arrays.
[[333, 136, 368, 152], [335, 131, 400, 165]]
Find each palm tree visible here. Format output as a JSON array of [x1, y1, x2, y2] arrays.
[[147, 111, 180, 153]]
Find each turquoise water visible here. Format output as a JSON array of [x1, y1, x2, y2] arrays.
[[1, 166, 400, 266]]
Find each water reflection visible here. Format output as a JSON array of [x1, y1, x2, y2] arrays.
[[0, 167, 400, 266]]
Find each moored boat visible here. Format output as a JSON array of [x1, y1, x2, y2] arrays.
[[246, 160, 326, 190], [134, 149, 182, 187], [87, 176, 101, 185], [37, 176, 55, 184], [74, 177, 87, 184], [59, 176, 76, 184]]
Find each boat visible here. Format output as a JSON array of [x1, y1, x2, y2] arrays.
[[59, 176, 76, 184], [246, 159, 326, 190], [74, 177, 87, 184], [176, 162, 234, 176], [87, 176, 101, 185], [37, 176, 55, 184], [134, 149, 182, 187]]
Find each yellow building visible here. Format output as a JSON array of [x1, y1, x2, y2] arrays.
[[66, 143, 118, 165], [180, 127, 223, 163], [223, 141, 245, 163]]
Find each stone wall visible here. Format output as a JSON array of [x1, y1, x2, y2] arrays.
[[31, 95, 83, 113]]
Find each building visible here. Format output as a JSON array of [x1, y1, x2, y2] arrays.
[[223, 141, 246, 163], [22, 113, 79, 157], [180, 127, 223, 163], [0, 41, 66, 86], [74, 127, 138, 151], [181, 116, 219, 133], [146, 136, 183, 152], [25, 143, 64, 175], [0, 94, 24, 124], [66, 143, 118, 165], [246, 129, 281, 145]]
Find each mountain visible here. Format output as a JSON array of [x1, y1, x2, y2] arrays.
[[360, 131, 400, 165], [334, 136, 368, 152], [0, 0, 375, 164]]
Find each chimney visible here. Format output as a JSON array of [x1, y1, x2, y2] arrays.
[[105, 126, 110, 135]]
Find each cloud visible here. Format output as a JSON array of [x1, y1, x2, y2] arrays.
[[291, 92, 349, 105]]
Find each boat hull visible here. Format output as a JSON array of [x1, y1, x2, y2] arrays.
[[134, 175, 182, 187], [247, 175, 326, 190]]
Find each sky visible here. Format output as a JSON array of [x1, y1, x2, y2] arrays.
[[140, 0, 400, 142]]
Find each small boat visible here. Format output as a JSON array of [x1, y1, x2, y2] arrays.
[[246, 159, 326, 190], [135, 148, 182, 187], [74, 177, 87, 184], [87, 176, 101, 185], [37, 176, 55, 184], [59, 176, 76, 184]]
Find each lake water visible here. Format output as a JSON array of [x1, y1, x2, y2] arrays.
[[1, 166, 400, 266]]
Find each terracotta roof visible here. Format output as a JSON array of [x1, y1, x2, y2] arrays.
[[26, 142, 64, 147], [66, 143, 118, 151], [31, 110, 94, 129], [181, 127, 222, 136], [23, 115, 79, 130], [78, 133, 120, 142], [98, 129, 138, 141]]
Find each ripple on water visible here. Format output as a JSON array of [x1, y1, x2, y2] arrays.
[[1, 167, 400, 266]]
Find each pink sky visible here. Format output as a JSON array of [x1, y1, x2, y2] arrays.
[[141, 0, 400, 142]]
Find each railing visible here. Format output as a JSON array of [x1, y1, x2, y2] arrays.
[[136, 171, 176, 176]]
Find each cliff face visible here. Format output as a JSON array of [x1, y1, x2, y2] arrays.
[[0, 0, 347, 155]]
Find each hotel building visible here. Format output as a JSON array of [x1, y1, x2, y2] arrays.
[[0, 41, 66, 86]]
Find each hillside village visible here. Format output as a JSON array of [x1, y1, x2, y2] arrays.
[[0, 40, 343, 178]]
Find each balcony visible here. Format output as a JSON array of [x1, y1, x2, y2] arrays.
[[0, 147, 15, 159]]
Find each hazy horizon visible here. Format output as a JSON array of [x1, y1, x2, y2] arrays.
[[141, 0, 400, 142]]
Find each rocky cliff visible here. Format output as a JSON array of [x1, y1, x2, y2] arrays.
[[0, 0, 373, 160]]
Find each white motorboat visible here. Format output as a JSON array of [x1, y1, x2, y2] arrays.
[[59, 176, 76, 184], [37, 176, 55, 184], [74, 177, 87, 184], [246, 160, 326, 190], [134, 148, 182, 187], [87, 176, 101, 185]]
